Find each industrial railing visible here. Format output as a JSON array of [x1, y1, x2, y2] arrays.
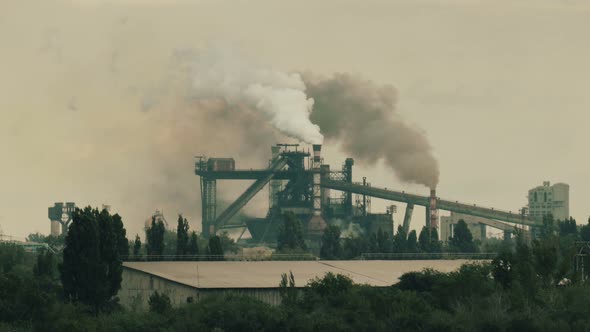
[[360, 252, 498, 260], [122, 253, 318, 262], [122, 252, 497, 262]]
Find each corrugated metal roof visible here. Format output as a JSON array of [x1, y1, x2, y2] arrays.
[[123, 260, 476, 289]]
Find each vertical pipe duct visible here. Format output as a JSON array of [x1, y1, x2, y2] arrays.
[[269, 146, 281, 209], [312, 144, 322, 217], [402, 203, 414, 235], [320, 164, 330, 208]]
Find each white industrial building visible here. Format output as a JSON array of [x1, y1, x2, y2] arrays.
[[440, 212, 488, 244], [118, 260, 474, 310], [440, 181, 570, 243], [527, 181, 569, 221]]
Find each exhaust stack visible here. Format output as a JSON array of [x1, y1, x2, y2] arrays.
[[429, 188, 438, 230], [308, 144, 327, 235]]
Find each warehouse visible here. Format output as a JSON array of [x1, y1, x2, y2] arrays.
[[118, 260, 473, 310]]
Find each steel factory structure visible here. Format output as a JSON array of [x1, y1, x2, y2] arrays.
[[195, 144, 542, 246]]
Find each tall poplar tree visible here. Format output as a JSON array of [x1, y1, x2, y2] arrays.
[[146, 217, 166, 258], [60, 206, 127, 313], [176, 214, 190, 258]]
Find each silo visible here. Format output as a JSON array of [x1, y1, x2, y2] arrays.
[[551, 183, 569, 221]]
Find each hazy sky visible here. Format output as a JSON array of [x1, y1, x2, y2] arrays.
[[1, 0, 589, 239]]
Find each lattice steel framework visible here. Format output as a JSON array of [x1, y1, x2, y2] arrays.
[[575, 241, 590, 281], [200, 178, 217, 238]]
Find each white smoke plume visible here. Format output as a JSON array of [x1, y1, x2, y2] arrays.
[[182, 47, 323, 144]]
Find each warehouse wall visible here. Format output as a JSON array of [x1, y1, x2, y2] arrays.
[[118, 267, 283, 311]]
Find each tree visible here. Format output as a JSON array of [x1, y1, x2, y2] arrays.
[[580, 217, 590, 242], [418, 226, 441, 253], [97, 209, 123, 299], [430, 228, 442, 253], [407, 230, 419, 253], [279, 271, 297, 306], [149, 291, 172, 314], [320, 225, 342, 259], [34, 249, 55, 279], [132, 234, 141, 257], [277, 212, 307, 252], [219, 232, 239, 254], [188, 231, 199, 256], [342, 235, 369, 259], [540, 214, 557, 239], [418, 226, 430, 252], [176, 215, 190, 258], [27, 232, 65, 248], [450, 220, 477, 253], [60, 206, 125, 313], [393, 225, 407, 253], [558, 217, 577, 237], [208, 236, 224, 260], [146, 217, 166, 258], [112, 214, 129, 257], [376, 229, 392, 253]]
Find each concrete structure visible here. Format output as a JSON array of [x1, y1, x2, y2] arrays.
[[440, 212, 488, 243], [527, 181, 570, 221], [119, 260, 475, 310], [48, 202, 76, 236]]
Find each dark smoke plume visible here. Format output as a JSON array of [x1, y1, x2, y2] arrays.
[[305, 73, 440, 188]]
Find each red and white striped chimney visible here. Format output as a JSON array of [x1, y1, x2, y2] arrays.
[[430, 188, 438, 229]]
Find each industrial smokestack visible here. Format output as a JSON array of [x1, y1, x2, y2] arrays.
[[429, 189, 438, 230], [308, 144, 327, 236], [312, 144, 322, 164]]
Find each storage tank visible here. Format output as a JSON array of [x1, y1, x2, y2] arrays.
[[551, 183, 569, 221]]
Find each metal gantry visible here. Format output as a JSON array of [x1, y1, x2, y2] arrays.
[[575, 241, 590, 281]]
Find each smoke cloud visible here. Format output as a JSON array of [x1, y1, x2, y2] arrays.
[[181, 47, 323, 144], [305, 73, 440, 188]]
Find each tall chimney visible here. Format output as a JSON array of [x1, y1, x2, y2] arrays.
[[308, 144, 327, 237], [429, 188, 438, 230]]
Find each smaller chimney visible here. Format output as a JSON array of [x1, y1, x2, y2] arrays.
[[429, 188, 438, 230], [312, 144, 322, 164]]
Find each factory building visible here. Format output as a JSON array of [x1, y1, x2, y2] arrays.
[[195, 144, 546, 248], [195, 144, 397, 250], [118, 260, 473, 310], [527, 181, 569, 221], [440, 212, 487, 244]]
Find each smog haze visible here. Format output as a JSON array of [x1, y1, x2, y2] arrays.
[[1, 0, 589, 239]]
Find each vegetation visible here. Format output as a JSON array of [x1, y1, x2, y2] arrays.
[[132, 234, 141, 258], [1, 211, 590, 331], [26, 232, 65, 249], [145, 216, 165, 257], [188, 231, 199, 255], [277, 212, 307, 252], [320, 225, 342, 259], [449, 219, 478, 252], [176, 214, 190, 257], [207, 235, 224, 258], [60, 207, 128, 313]]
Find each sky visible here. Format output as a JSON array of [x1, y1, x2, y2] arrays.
[[1, 0, 589, 239]]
